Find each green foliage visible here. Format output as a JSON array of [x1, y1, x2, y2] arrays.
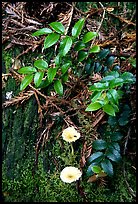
[[17, 18, 100, 93], [86, 70, 135, 116]]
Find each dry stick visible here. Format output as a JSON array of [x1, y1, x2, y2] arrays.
[[122, 127, 136, 198], [89, 2, 106, 49]]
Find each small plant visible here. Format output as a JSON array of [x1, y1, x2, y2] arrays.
[[18, 18, 100, 95], [85, 71, 136, 116]]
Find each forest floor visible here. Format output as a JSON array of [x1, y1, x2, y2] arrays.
[[2, 2, 136, 202]]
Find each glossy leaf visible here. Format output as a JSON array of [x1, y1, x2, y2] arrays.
[[89, 45, 100, 53], [94, 62, 102, 73], [82, 32, 97, 43], [108, 71, 120, 78], [118, 117, 129, 126], [91, 92, 102, 103], [88, 152, 104, 164], [109, 89, 119, 102], [61, 63, 70, 74], [62, 72, 68, 83], [106, 147, 121, 162], [92, 166, 102, 174], [101, 159, 113, 176], [49, 22, 65, 34], [20, 75, 33, 91], [47, 68, 57, 83], [108, 116, 118, 126], [34, 59, 48, 70], [59, 36, 72, 56], [121, 72, 136, 83], [93, 139, 107, 150], [55, 54, 61, 66], [18, 66, 37, 74], [85, 102, 102, 111], [112, 142, 120, 152], [101, 75, 115, 82], [89, 82, 109, 91], [44, 33, 60, 49], [109, 78, 124, 88], [54, 79, 63, 96], [113, 65, 120, 71], [85, 62, 95, 74], [38, 78, 51, 88], [34, 72, 44, 87], [105, 56, 115, 67], [72, 18, 85, 38], [86, 162, 98, 177], [74, 41, 86, 51], [110, 132, 123, 141], [103, 104, 116, 116], [78, 51, 88, 62], [32, 28, 52, 36], [98, 49, 110, 60]]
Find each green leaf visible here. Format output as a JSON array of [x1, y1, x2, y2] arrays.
[[94, 62, 102, 73], [18, 66, 37, 74], [91, 92, 102, 103], [92, 166, 102, 174], [49, 22, 65, 34], [62, 72, 68, 83], [105, 56, 115, 67], [101, 76, 115, 82], [59, 36, 72, 56], [89, 45, 100, 53], [128, 57, 136, 68], [106, 147, 121, 162], [86, 163, 97, 177], [101, 159, 113, 176], [112, 142, 120, 152], [103, 104, 116, 116], [85, 102, 102, 111], [109, 89, 119, 102], [34, 72, 44, 87], [47, 68, 57, 83], [118, 117, 129, 126], [110, 103, 119, 113], [109, 78, 124, 88], [85, 62, 95, 74], [93, 139, 107, 150], [107, 71, 120, 78], [34, 59, 48, 70], [32, 28, 52, 36], [121, 72, 136, 83], [78, 51, 88, 62], [20, 75, 33, 91], [108, 116, 118, 126], [55, 54, 61, 66], [54, 79, 63, 96], [89, 82, 109, 91], [82, 32, 97, 43], [38, 78, 51, 88], [72, 18, 85, 38], [98, 49, 110, 60], [61, 63, 70, 74], [110, 132, 123, 141], [44, 33, 60, 49], [88, 152, 104, 164], [74, 41, 86, 51]]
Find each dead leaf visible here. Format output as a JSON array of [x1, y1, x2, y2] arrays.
[[87, 174, 98, 182]]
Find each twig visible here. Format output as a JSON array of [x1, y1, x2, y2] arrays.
[[34, 91, 43, 128], [123, 163, 136, 198], [90, 2, 106, 49], [123, 127, 131, 155]]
